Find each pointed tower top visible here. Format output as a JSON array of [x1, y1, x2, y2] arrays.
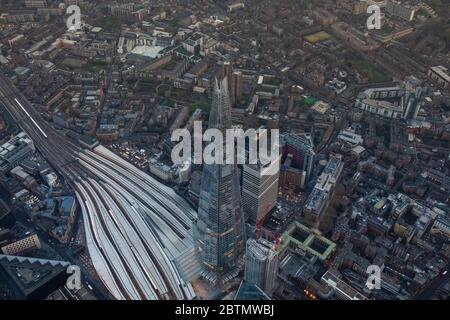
[[208, 76, 232, 132]]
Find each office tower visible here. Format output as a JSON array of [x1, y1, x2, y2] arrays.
[[242, 162, 279, 224], [241, 126, 280, 224], [304, 154, 343, 225], [281, 133, 315, 189], [244, 238, 279, 295], [222, 61, 243, 107], [403, 76, 426, 120], [223, 61, 235, 106], [233, 71, 243, 104], [194, 77, 246, 283]]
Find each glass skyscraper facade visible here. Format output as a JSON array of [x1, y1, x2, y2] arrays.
[[194, 77, 246, 283]]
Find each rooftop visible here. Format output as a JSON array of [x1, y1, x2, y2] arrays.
[[279, 221, 336, 261]]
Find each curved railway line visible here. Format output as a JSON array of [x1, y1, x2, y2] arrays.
[[0, 75, 198, 300]]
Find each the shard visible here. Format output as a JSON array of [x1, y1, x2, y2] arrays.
[[193, 76, 246, 284]]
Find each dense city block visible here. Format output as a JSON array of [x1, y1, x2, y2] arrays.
[[0, 0, 449, 302]]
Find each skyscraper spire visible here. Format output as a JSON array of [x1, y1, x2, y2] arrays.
[[193, 75, 245, 284], [208, 77, 232, 133]]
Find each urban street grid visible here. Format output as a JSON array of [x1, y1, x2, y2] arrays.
[[0, 0, 449, 305]]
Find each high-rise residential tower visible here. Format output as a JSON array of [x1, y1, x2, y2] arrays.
[[194, 76, 246, 284], [281, 133, 315, 189], [222, 61, 243, 107]]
